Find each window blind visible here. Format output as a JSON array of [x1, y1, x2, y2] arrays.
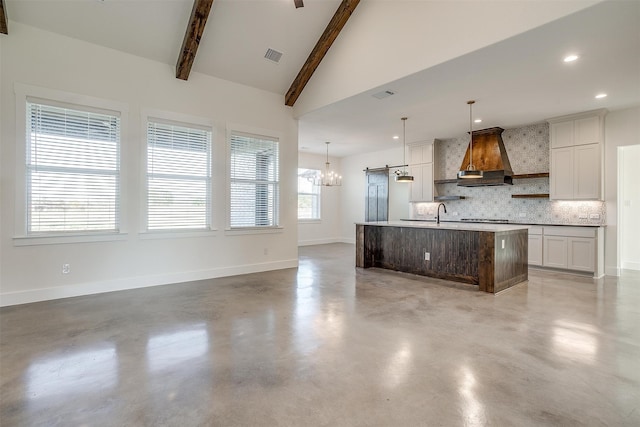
[[298, 168, 321, 219], [147, 120, 212, 230], [229, 132, 279, 228], [26, 101, 120, 233]]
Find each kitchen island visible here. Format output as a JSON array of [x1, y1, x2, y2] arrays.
[[355, 221, 529, 293]]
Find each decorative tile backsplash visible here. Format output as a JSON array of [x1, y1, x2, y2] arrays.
[[410, 122, 606, 225]]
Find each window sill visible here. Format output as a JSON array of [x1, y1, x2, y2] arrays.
[[14, 232, 128, 247], [224, 227, 284, 236], [298, 219, 322, 224], [139, 229, 218, 240]]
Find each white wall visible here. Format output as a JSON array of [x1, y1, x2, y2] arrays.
[[0, 23, 299, 306], [297, 152, 342, 246], [339, 146, 409, 243], [604, 106, 640, 275], [619, 144, 640, 270], [293, 0, 598, 117]]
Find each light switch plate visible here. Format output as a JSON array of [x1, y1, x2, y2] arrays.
[[589, 213, 600, 220]]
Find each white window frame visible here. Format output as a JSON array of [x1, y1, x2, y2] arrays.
[[298, 168, 322, 222], [13, 84, 129, 246], [141, 110, 215, 237], [226, 124, 282, 234]]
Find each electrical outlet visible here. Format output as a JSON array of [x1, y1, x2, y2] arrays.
[[424, 252, 430, 261], [501, 240, 505, 250], [519, 212, 526, 218], [578, 213, 588, 219], [263, 248, 269, 255], [452, 212, 458, 216], [589, 213, 600, 220], [62, 264, 70, 274]]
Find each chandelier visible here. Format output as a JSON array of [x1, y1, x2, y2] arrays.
[[314, 141, 342, 186]]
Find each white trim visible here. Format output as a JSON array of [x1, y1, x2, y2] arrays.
[[298, 219, 322, 224], [298, 237, 344, 246], [0, 259, 299, 307], [13, 232, 129, 246], [224, 226, 284, 236], [13, 83, 130, 239], [140, 108, 215, 233], [621, 261, 640, 271], [226, 123, 282, 230], [605, 266, 621, 277], [138, 229, 218, 240]]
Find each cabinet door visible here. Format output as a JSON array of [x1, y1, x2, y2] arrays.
[[550, 121, 574, 148], [408, 143, 433, 165], [568, 237, 595, 272], [408, 165, 423, 202], [574, 143, 601, 200], [574, 116, 600, 146], [543, 236, 568, 268], [408, 164, 433, 202], [409, 145, 424, 165], [528, 235, 543, 266], [550, 147, 574, 199], [421, 163, 433, 202]]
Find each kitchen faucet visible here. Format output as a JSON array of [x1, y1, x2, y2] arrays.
[[436, 203, 447, 224]]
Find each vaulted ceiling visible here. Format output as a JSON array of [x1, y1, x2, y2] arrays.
[[4, 0, 639, 157]]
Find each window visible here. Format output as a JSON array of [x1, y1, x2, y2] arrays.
[[26, 100, 120, 234], [147, 120, 212, 230], [298, 168, 321, 220], [229, 132, 279, 228]]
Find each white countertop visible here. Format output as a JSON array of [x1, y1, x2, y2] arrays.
[[356, 221, 529, 233]]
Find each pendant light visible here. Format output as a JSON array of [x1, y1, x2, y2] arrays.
[[314, 141, 342, 186], [457, 100, 483, 179], [395, 117, 414, 182]]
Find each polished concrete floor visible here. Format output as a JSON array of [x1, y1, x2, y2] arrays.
[[1, 243, 639, 426]]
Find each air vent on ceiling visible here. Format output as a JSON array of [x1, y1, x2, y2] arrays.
[[264, 48, 283, 63], [372, 90, 395, 99]]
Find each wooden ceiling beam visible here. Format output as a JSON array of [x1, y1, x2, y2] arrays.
[[176, 0, 215, 80], [285, 0, 360, 107], [1, 0, 8, 35]]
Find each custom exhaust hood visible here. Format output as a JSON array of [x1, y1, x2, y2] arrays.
[[457, 127, 513, 186]]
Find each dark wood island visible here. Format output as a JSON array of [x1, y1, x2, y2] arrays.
[[356, 221, 529, 293]]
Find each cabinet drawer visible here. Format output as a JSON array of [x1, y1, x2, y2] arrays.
[[542, 226, 596, 238]]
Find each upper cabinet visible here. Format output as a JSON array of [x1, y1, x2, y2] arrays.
[[407, 141, 434, 202], [547, 109, 606, 200]]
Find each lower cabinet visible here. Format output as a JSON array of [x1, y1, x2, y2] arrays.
[[541, 227, 596, 272], [528, 226, 543, 266]]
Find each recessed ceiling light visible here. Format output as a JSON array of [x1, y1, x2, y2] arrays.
[[393, 135, 399, 140], [563, 54, 579, 63], [595, 93, 607, 99], [474, 119, 482, 123]]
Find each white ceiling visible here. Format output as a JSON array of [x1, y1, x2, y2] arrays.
[[299, 0, 640, 156], [5, 0, 640, 158]]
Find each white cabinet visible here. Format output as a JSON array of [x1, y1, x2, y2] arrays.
[[528, 226, 543, 266], [573, 144, 600, 199], [409, 163, 433, 202], [407, 141, 434, 202], [568, 237, 596, 272], [548, 110, 606, 200], [541, 226, 596, 272], [550, 143, 601, 199], [543, 236, 568, 268]]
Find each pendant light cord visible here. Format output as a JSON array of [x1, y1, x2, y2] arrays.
[[468, 100, 475, 171]]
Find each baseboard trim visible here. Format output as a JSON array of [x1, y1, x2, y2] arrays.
[[621, 261, 640, 271], [605, 266, 621, 277], [298, 237, 344, 247], [0, 259, 299, 307]]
